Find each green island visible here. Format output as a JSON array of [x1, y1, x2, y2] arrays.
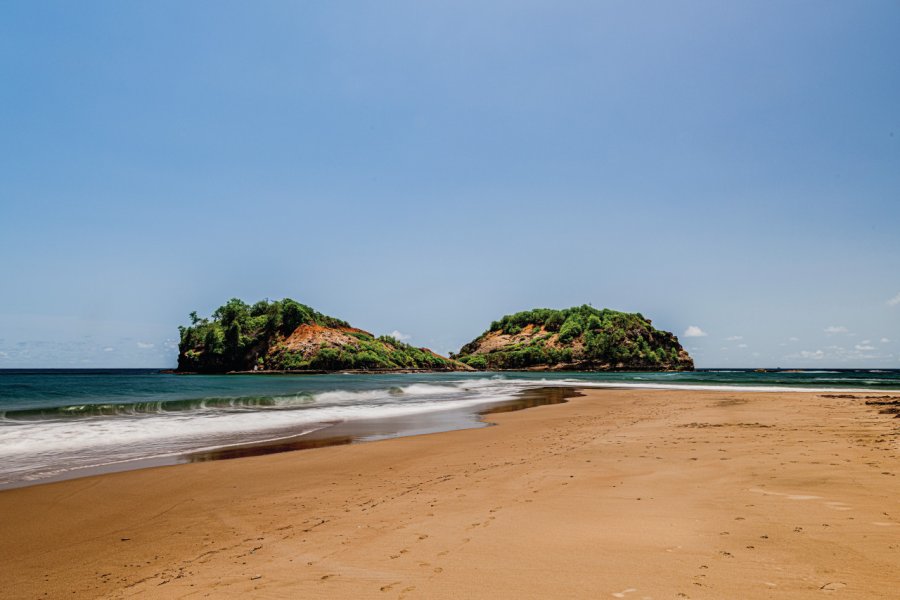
[[177, 299, 693, 373], [453, 305, 693, 371], [177, 298, 465, 373]]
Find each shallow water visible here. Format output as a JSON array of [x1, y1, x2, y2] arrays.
[[1, 368, 898, 487]]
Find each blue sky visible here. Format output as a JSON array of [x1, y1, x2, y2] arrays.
[[1, 1, 898, 368]]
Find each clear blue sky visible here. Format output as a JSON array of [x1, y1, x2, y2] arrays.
[[1, 1, 898, 368]]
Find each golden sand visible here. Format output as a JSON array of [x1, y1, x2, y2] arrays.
[[1, 389, 898, 599]]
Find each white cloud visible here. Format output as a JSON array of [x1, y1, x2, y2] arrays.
[[103, 347, 114, 352], [0, 351, 7, 359], [800, 350, 825, 360], [882, 338, 891, 343], [684, 325, 707, 338], [855, 344, 875, 351], [887, 292, 900, 307], [725, 335, 743, 341], [737, 343, 748, 348], [388, 330, 411, 341], [824, 326, 848, 334], [136, 342, 155, 349], [788, 337, 799, 342]]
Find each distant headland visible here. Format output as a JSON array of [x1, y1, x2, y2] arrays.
[[176, 299, 693, 374]]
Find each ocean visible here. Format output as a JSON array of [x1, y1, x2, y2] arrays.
[[2, 368, 899, 488]]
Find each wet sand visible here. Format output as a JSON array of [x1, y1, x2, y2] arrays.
[[0, 387, 577, 491], [187, 387, 577, 463], [1, 388, 898, 598]]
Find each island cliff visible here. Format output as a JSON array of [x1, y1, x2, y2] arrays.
[[177, 298, 467, 373], [453, 305, 693, 371]]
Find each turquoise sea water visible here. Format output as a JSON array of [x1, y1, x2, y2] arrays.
[[1, 368, 898, 487]]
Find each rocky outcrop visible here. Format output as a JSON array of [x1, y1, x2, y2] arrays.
[[177, 298, 468, 373], [454, 305, 693, 371]]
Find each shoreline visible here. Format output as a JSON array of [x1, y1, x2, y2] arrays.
[[186, 386, 578, 463], [0, 386, 580, 491], [169, 365, 696, 375], [1, 388, 898, 598], [2, 381, 898, 493], [6, 381, 893, 491]]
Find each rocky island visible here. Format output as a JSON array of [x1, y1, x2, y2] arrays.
[[454, 305, 693, 371], [177, 298, 466, 373]]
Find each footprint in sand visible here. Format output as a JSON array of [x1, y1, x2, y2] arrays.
[[820, 582, 847, 592]]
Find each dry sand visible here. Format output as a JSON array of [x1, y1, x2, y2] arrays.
[[1, 388, 898, 599]]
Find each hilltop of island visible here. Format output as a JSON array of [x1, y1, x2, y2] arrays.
[[176, 298, 467, 373], [453, 305, 694, 371]]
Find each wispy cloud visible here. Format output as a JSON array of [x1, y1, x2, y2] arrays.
[[824, 326, 848, 334], [389, 330, 411, 341], [788, 337, 799, 342], [725, 335, 743, 341], [787, 342, 890, 363], [103, 347, 114, 352], [737, 343, 748, 348], [136, 342, 155, 349], [887, 292, 900, 307], [684, 325, 707, 338], [882, 338, 891, 343]]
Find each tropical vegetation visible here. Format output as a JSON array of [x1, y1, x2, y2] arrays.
[[454, 305, 693, 371], [177, 298, 462, 373]]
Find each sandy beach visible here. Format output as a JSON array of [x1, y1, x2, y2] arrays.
[[1, 388, 898, 599]]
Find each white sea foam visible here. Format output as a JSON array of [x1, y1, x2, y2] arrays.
[[0, 378, 530, 486], [2, 374, 897, 487]]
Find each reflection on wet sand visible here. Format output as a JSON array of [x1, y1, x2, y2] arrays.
[[188, 387, 581, 463]]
